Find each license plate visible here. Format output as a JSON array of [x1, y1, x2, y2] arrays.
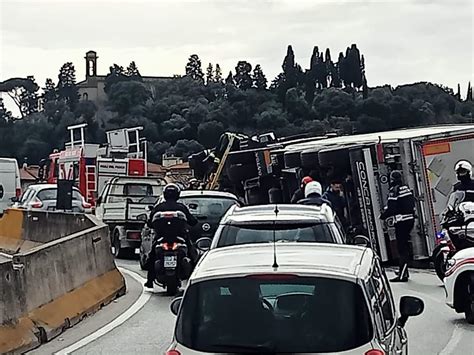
[[164, 255, 177, 268], [135, 248, 140, 254]]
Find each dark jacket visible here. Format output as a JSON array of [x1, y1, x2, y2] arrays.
[[150, 200, 198, 227], [453, 178, 474, 202], [381, 184, 415, 224], [298, 194, 333, 207], [291, 188, 305, 204], [323, 188, 345, 215]]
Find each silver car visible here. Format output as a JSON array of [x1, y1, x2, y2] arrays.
[[15, 184, 91, 213]]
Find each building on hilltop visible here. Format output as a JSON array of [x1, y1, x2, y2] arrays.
[[77, 50, 173, 107]]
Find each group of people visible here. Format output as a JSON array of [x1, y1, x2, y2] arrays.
[[289, 160, 474, 283]]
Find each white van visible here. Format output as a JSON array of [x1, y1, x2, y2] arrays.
[[0, 158, 21, 214]]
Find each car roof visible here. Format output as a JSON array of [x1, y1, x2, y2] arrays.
[[109, 176, 165, 185], [222, 204, 335, 224], [192, 243, 373, 283], [179, 190, 239, 200]]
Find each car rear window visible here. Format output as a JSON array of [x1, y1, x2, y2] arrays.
[[176, 276, 372, 353], [217, 223, 336, 247], [37, 188, 82, 201], [124, 184, 154, 197], [179, 197, 237, 217]]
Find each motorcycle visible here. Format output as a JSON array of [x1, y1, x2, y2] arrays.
[[150, 211, 193, 296], [432, 191, 474, 281]]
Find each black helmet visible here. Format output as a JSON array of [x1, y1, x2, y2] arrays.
[[390, 170, 403, 186], [163, 183, 180, 201]]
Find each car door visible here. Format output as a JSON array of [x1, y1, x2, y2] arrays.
[[366, 259, 400, 354]]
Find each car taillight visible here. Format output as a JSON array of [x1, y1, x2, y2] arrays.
[[166, 350, 181, 355], [161, 243, 179, 250], [16, 188, 22, 198], [365, 350, 385, 355], [127, 231, 141, 240]]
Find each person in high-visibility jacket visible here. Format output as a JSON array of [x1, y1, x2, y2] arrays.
[[381, 170, 415, 282]]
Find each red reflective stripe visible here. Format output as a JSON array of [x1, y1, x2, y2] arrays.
[[445, 257, 474, 277]]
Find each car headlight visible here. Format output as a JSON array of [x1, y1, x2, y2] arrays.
[[446, 258, 457, 271]]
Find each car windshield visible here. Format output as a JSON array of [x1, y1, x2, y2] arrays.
[[217, 223, 336, 247], [176, 276, 372, 353], [179, 196, 237, 217], [124, 183, 154, 197]]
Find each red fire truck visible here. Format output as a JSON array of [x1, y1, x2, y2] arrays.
[[41, 124, 147, 207]]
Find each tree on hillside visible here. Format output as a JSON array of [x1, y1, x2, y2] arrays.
[[107, 81, 150, 115], [225, 71, 235, 86], [126, 61, 142, 80], [19, 76, 39, 116], [105, 64, 127, 93], [0, 98, 12, 122], [282, 45, 298, 89], [467, 82, 473, 101], [42, 78, 57, 104], [167, 139, 204, 161], [252, 64, 267, 90], [57, 62, 79, 109], [0, 77, 39, 118], [234, 61, 253, 90], [214, 64, 223, 83], [205, 63, 214, 85], [185, 54, 204, 82]]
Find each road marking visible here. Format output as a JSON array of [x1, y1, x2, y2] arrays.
[[54, 267, 149, 355], [439, 324, 463, 355]]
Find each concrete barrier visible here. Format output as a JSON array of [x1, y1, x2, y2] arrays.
[[0, 210, 126, 354]]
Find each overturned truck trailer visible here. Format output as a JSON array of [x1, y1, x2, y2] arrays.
[[220, 124, 474, 263]]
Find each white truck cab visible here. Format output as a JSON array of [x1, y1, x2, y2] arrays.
[[0, 158, 21, 215]]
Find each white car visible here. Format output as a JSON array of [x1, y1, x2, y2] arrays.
[[444, 246, 474, 323], [168, 243, 424, 354], [0, 158, 21, 215]]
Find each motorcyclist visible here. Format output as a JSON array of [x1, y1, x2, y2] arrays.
[[453, 160, 474, 202], [291, 176, 313, 203], [380, 170, 415, 282], [298, 181, 332, 208], [145, 183, 198, 289]]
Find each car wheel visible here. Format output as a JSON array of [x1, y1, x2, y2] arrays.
[[466, 278, 474, 324]]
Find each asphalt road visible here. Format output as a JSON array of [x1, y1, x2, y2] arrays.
[[29, 259, 474, 355]]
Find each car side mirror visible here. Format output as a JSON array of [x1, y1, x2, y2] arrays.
[[10, 196, 19, 203], [352, 235, 370, 247], [148, 205, 154, 211], [196, 237, 212, 252], [170, 297, 183, 316], [398, 296, 424, 327], [137, 213, 148, 222], [96, 196, 102, 205]]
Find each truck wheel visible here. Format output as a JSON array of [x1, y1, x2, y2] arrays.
[[466, 279, 474, 324], [113, 232, 127, 259]]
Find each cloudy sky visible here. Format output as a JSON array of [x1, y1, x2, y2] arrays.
[[0, 0, 472, 111]]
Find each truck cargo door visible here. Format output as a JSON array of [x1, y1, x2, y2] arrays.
[[350, 146, 388, 261]]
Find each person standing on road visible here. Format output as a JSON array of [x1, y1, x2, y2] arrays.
[[322, 180, 347, 227], [298, 181, 332, 208], [380, 170, 415, 283], [291, 176, 313, 203], [453, 160, 474, 201]]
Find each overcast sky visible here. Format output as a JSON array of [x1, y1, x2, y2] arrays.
[[1, 0, 473, 112]]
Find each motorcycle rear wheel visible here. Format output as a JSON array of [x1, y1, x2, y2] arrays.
[[433, 251, 447, 281]]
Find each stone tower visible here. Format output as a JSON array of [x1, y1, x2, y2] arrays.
[[85, 50, 98, 77]]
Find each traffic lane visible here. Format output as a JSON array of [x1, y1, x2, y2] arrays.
[[72, 259, 177, 355], [28, 271, 142, 355], [388, 270, 474, 355]]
